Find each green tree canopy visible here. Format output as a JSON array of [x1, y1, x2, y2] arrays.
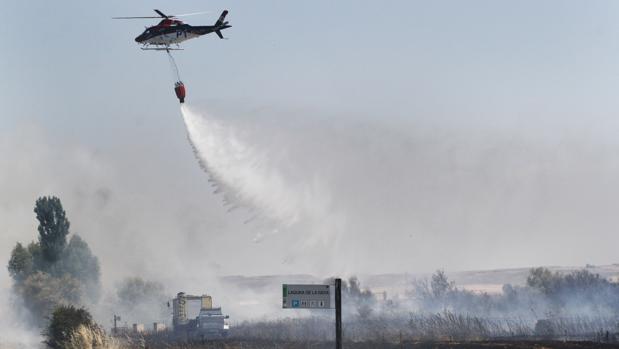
[[7, 243, 32, 281], [17, 272, 83, 327], [35, 196, 70, 263], [54, 235, 101, 301], [45, 305, 94, 349], [6, 196, 101, 327]]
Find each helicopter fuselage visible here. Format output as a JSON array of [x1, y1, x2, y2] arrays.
[[134, 12, 230, 48], [135, 23, 226, 45], [114, 9, 230, 48]]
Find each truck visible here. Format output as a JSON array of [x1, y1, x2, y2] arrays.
[[172, 292, 229, 340]]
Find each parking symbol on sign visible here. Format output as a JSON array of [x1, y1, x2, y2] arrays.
[[292, 300, 300, 308]]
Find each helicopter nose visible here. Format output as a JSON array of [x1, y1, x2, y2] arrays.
[[135, 33, 146, 43]]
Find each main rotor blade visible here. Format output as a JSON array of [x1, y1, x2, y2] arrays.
[[112, 16, 161, 19], [173, 11, 212, 17], [154, 9, 169, 18], [113, 10, 211, 20]]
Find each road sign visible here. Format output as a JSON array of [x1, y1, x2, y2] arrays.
[[281, 279, 342, 349], [282, 284, 331, 309]]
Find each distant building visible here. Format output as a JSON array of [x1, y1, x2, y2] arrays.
[[153, 322, 167, 332], [132, 323, 145, 333], [112, 326, 130, 336]]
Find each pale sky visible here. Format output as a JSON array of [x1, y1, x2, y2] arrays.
[[3, 0, 619, 289]]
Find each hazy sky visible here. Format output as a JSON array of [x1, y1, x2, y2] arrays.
[[4, 0, 619, 291]]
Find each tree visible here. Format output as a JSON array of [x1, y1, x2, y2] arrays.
[[6, 196, 101, 327], [27, 241, 45, 274], [53, 235, 101, 302], [8, 243, 32, 281], [431, 270, 454, 298], [117, 277, 165, 306], [35, 196, 70, 263], [45, 305, 94, 349], [116, 277, 169, 323], [562, 269, 605, 290], [17, 272, 83, 326], [527, 267, 558, 295]]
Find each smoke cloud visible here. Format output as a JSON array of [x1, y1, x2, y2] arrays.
[[179, 102, 619, 276], [3, 98, 619, 339]]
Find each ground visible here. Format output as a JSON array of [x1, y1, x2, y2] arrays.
[[139, 340, 619, 349]]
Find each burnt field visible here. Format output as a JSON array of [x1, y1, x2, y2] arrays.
[[135, 339, 619, 349]]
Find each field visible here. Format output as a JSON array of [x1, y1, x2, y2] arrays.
[[135, 339, 619, 349]]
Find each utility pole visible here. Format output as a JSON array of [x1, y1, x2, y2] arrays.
[[335, 278, 342, 349], [113, 314, 121, 335]]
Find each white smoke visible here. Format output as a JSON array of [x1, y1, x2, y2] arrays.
[[0, 282, 42, 349], [4, 98, 619, 335], [177, 101, 619, 278]]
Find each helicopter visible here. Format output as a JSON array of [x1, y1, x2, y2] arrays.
[[113, 9, 231, 50]]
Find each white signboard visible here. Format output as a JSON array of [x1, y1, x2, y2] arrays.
[[282, 284, 331, 309]]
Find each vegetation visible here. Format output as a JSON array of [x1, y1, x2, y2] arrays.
[[45, 305, 95, 349], [323, 276, 376, 318], [114, 276, 169, 324], [7, 196, 101, 326], [8, 197, 619, 347], [226, 270, 619, 344], [66, 324, 119, 349], [408, 267, 619, 321], [35, 196, 71, 263]]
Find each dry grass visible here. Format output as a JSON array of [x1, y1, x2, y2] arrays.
[[66, 325, 125, 349]]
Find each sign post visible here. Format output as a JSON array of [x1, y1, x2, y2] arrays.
[[283, 279, 342, 349], [335, 278, 342, 349]]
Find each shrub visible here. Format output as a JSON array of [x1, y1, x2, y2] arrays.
[[45, 305, 94, 349]]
